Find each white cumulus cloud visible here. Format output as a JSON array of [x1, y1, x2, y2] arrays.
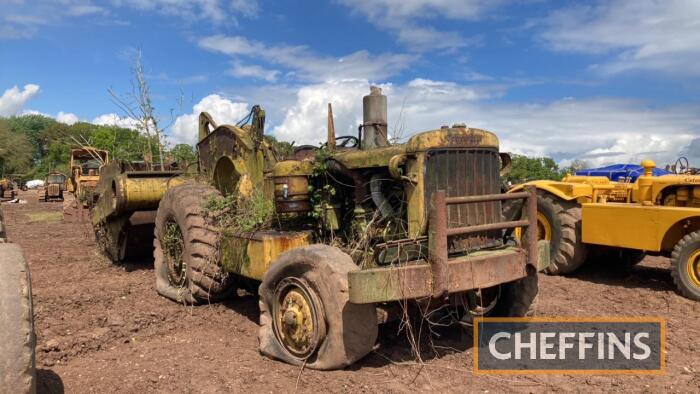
[[263, 80, 700, 167], [0, 84, 40, 116], [56, 111, 80, 125], [91, 113, 140, 129], [170, 94, 250, 145]]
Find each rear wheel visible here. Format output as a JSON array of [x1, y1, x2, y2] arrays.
[[259, 245, 378, 370], [671, 231, 700, 301], [154, 183, 234, 304]]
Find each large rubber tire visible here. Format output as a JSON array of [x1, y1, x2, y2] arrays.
[[537, 192, 587, 275], [259, 245, 378, 370], [0, 244, 36, 394], [491, 266, 539, 317], [0, 207, 6, 242], [671, 231, 700, 301], [154, 183, 234, 304]]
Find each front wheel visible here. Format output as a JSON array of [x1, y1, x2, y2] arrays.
[[671, 231, 700, 301], [258, 245, 378, 370], [491, 265, 539, 317], [154, 183, 234, 304]]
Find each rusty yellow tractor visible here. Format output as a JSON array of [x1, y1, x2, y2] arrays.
[[507, 159, 700, 300], [64, 147, 109, 220], [66, 147, 109, 199], [90, 161, 184, 262], [136, 87, 548, 370], [41, 172, 67, 202], [0, 177, 17, 200]]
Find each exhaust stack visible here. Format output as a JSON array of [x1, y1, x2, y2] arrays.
[[362, 86, 389, 149]]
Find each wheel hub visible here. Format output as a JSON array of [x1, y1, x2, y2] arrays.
[[163, 221, 186, 286], [687, 250, 700, 287], [274, 278, 325, 359], [537, 212, 552, 241]]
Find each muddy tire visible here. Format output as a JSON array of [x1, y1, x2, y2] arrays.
[[258, 245, 378, 370], [0, 244, 36, 394], [0, 208, 6, 242], [535, 193, 587, 275], [154, 183, 234, 304], [491, 266, 539, 317], [671, 231, 700, 301]]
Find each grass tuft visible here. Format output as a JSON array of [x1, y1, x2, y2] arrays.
[[25, 211, 63, 222]]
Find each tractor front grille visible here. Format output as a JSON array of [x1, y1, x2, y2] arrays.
[[48, 184, 60, 196], [424, 148, 502, 253]]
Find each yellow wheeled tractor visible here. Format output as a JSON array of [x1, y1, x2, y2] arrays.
[[91, 161, 184, 262], [0, 177, 17, 200], [64, 147, 109, 221], [507, 160, 700, 300], [153, 87, 548, 370], [41, 172, 67, 202]]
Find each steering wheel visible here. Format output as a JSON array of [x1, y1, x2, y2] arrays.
[[674, 157, 690, 174], [335, 135, 359, 148]]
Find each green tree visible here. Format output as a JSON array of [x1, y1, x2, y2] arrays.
[[505, 154, 564, 184], [0, 119, 34, 175], [169, 144, 196, 166], [560, 159, 591, 176]]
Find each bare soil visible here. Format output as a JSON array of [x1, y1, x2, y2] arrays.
[[2, 190, 698, 393]]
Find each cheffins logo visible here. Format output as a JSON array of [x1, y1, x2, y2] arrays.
[[473, 317, 665, 374]]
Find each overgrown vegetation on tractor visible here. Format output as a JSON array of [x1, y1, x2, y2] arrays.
[[506, 159, 700, 300], [148, 87, 547, 370]]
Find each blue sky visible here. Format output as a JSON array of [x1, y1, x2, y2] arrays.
[[1, 0, 698, 166]]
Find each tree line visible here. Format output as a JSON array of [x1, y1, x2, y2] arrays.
[[503, 154, 590, 185], [0, 114, 195, 180]]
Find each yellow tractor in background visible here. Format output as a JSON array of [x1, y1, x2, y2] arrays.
[[64, 147, 109, 221], [90, 160, 184, 262], [41, 172, 67, 202], [66, 147, 109, 200], [507, 159, 700, 300], [0, 177, 17, 200]]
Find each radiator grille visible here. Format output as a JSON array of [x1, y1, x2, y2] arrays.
[[48, 184, 60, 196], [424, 149, 502, 252]]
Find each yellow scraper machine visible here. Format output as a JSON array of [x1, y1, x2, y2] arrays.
[[508, 159, 700, 300]]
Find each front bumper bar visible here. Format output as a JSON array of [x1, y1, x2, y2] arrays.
[[347, 186, 542, 304]]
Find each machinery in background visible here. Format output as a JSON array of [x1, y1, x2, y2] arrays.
[[63, 147, 109, 221], [41, 172, 67, 202], [91, 160, 184, 262], [507, 159, 700, 300]]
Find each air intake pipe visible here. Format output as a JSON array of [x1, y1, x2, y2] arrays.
[[362, 86, 389, 149]]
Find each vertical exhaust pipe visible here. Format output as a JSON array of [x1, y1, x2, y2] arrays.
[[362, 86, 389, 149]]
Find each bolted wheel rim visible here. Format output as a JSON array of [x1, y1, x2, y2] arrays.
[[514, 212, 551, 242], [272, 277, 326, 360], [687, 250, 700, 288], [163, 220, 186, 286], [536, 212, 552, 241]]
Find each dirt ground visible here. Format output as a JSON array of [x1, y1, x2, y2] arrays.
[[2, 190, 698, 393]]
